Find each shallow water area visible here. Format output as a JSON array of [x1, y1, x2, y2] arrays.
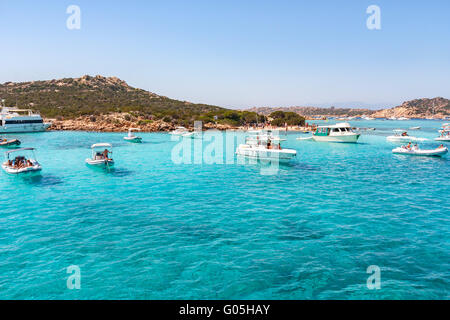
[[0, 120, 448, 299]]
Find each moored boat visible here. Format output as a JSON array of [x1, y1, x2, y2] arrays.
[[0, 99, 51, 133], [169, 126, 188, 135], [392, 145, 448, 157], [236, 131, 296, 163], [1, 148, 42, 175], [182, 131, 203, 139], [123, 128, 142, 143], [0, 137, 21, 147], [310, 123, 360, 143], [86, 143, 114, 167], [387, 130, 428, 142], [435, 125, 450, 141]]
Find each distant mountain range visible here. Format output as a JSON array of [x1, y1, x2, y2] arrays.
[[248, 97, 449, 119], [246, 106, 376, 117]]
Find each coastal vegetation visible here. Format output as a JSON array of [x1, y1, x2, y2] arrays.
[[0, 75, 265, 127], [269, 111, 305, 126]]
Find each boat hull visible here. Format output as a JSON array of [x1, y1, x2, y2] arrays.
[[0, 123, 51, 133], [312, 133, 360, 143], [124, 137, 142, 143], [392, 147, 448, 157], [236, 146, 296, 163], [0, 139, 21, 147], [85, 159, 115, 167], [1, 164, 42, 175], [435, 137, 450, 142], [387, 136, 428, 142]]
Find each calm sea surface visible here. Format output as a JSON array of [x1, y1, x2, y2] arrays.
[[0, 120, 448, 299]]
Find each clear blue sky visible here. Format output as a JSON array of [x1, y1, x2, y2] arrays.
[[1, 0, 449, 109]]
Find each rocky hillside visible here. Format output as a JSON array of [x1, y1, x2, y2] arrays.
[[372, 97, 450, 119], [0, 75, 263, 128]]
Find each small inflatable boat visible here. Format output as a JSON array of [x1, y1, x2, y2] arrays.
[[2, 148, 42, 175], [0, 138, 21, 147], [123, 128, 142, 143], [86, 143, 115, 167], [392, 146, 448, 157]]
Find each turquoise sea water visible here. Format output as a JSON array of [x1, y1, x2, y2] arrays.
[[0, 120, 448, 299]]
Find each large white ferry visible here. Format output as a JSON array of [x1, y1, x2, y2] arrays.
[[0, 99, 51, 133]]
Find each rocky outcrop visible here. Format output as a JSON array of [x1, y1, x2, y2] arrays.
[[372, 97, 450, 119]]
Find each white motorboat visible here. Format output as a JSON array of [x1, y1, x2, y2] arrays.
[[386, 130, 428, 142], [397, 117, 409, 121], [361, 115, 375, 120], [435, 126, 450, 141], [169, 126, 188, 135], [0, 137, 21, 148], [1, 148, 42, 175], [236, 131, 296, 163], [409, 126, 421, 130], [182, 131, 203, 139], [86, 143, 114, 167], [308, 123, 360, 143], [392, 145, 448, 157], [123, 128, 142, 143], [0, 99, 51, 133]]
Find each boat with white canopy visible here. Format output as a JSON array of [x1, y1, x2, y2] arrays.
[[236, 131, 297, 163], [86, 143, 114, 167], [386, 130, 428, 142], [2, 148, 42, 175], [435, 124, 450, 142], [123, 128, 142, 143]]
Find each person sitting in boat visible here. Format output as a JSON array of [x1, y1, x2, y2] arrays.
[[267, 139, 272, 149], [26, 159, 33, 167], [401, 132, 409, 136], [439, 144, 444, 149], [404, 142, 412, 150]]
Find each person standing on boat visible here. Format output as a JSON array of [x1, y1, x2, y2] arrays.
[[102, 149, 111, 160]]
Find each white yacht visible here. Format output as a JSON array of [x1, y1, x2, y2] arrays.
[[236, 131, 297, 163], [310, 123, 360, 143], [0, 99, 51, 133]]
